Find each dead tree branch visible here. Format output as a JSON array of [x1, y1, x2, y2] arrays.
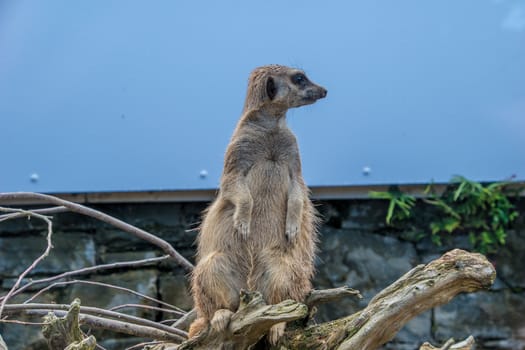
[[0, 206, 68, 222], [171, 308, 197, 331], [291, 249, 493, 350], [419, 336, 475, 350], [23, 279, 182, 313], [305, 286, 362, 309], [0, 255, 171, 303], [0, 196, 194, 349], [0, 192, 193, 271], [3, 302, 187, 339], [43, 310, 183, 343], [178, 290, 308, 350], [168, 249, 494, 350], [3, 302, 187, 342], [109, 303, 184, 316], [0, 207, 54, 318]]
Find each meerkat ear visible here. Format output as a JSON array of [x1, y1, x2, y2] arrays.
[[266, 76, 277, 100]]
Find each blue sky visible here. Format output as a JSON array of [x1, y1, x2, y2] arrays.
[[1, 0, 524, 192]]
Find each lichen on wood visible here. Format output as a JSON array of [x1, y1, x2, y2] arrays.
[[42, 298, 96, 350]]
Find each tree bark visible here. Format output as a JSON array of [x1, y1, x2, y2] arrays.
[[419, 336, 475, 350], [42, 299, 96, 350], [163, 249, 494, 350]]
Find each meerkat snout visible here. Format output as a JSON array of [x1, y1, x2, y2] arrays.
[[306, 86, 327, 101], [286, 71, 327, 107]]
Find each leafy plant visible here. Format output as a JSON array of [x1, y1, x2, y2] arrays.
[[370, 176, 520, 254], [369, 187, 416, 225]]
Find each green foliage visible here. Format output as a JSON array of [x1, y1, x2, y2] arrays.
[[370, 176, 520, 254], [369, 187, 415, 225]]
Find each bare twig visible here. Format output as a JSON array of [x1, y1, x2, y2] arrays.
[[0, 319, 45, 326], [24, 280, 185, 314], [0, 207, 54, 318], [109, 303, 184, 316], [160, 319, 180, 324], [124, 341, 166, 350], [39, 309, 184, 342], [171, 308, 197, 331], [3, 303, 188, 340], [0, 192, 194, 271], [0, 255, 172, 303], [0, 206, 68, 222]]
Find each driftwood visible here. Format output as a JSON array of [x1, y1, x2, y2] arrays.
[[148, 249, 494, 350], [419, 336, 475, 350]]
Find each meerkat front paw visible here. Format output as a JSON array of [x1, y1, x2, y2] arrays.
[[233, 211, 251, 238], [210, 309, 234, 333], [285, 220, 299, 243], [285, 193, 303, 244], [268, 322, 286, 345]]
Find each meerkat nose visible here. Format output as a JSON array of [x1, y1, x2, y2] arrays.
[[320, 88, 327, 98]]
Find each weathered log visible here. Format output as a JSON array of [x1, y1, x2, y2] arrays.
[[177, 290, 308, 350], [166, 249, 494, 350], [419, 336, 475, 350], [305, 286, 362, 309]]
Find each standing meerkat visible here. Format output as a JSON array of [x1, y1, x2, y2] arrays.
[[189, 64, 327, 344]]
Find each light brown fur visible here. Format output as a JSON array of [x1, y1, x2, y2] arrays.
[[189, 65, 327, 343]]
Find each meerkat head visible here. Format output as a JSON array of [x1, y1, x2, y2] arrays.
[[243, 65, 327, 113]]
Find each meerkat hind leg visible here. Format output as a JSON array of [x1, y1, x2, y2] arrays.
[[191, 251, 244, 320], [268, 322, 286, 345], [188, 317, 208, 338], [211, 308, 234, 332]]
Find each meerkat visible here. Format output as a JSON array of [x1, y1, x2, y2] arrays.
[[189, 64, 327, 344]]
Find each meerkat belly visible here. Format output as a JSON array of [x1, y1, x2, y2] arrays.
[[246, 159, 289, 242]]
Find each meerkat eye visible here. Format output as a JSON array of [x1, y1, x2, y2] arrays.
[[292, 73, 308, 86]]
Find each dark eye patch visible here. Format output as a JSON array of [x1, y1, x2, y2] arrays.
[[292, 73, 308, 86]]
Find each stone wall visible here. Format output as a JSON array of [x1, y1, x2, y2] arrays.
[[0, 199, 523, 350]]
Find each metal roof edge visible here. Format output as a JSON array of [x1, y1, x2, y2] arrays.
[[1, 182, 523, 205]]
